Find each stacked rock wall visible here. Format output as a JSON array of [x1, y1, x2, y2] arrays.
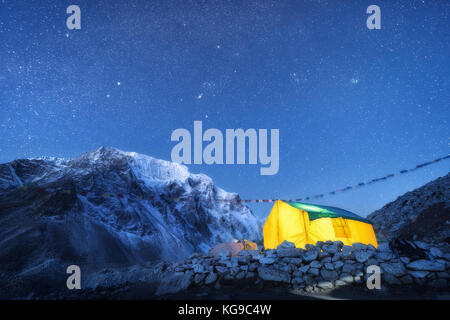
[[156, 240, 450, 295]]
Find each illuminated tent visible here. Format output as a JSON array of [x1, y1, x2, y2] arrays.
[[208, 239, 258, 257], [263, 200, 378, 249]]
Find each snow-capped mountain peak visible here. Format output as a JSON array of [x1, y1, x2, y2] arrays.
[[0, 147, 262, 276]]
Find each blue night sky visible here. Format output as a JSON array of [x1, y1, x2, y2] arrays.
[[0, 0, 449, 218]]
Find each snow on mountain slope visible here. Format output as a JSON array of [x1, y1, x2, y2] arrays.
[[0, 147, 262, 277], [367, 173, 450, 242]]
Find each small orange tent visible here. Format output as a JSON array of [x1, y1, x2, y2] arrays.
[[209, 239, 258, 257]]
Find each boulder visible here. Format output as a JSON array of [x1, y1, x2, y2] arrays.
[[354, 250, 373, 263], [352, 243, 368, 251], [299, 265, 310, 273], [324, 263, 334, 270], [342, 263, 355, 274], [399, 257, 410, 264], [320, 269, 338, 281], [250, 252, 262, 261], [257, 266, 291, 283], [376, 251, 396, 261], [413, 241, 430, 250], [156, 271, 193, 295], [429, 247, 443, 258], [309, 268, 320, 276], [277, 248, 303, 258], [193, 264, 206, 274], [231, 266, 241, 275], [333, 261, 344, 270], [303, 275, 315, 286], [339, 273, 354, 283], [366, 258, 379, 267], [332, 252, 343, 262], [315, 241, 325, 248], [238, 250, 250, 256], [323, 244, 339, 255], [248, 263, 258, 272], [304, 286, 314, 292], [309, 261, 322, 269], [303, 249, 319, 262], [224, 274, 235, 280], [264, 249, 277, 256], [353, 263, 365, 273], [277, 240, 296, 249], [292, 277, 305, 284], [334, 241, 344, 248], [194, 273, 206, 284], [317, 281, 334, 289], [238, 255, 251, 265], [204, 272, 217, 285], [215, 266, 228, 274], [335, 280, 346, 287], [342, 245, 353, 255], [274, 263, 290, 273], [377, 242, 391, 252], [381, 262, 407, 277], [225, 257, 239, 268], [259, 257, 276, 265], [292, 269, 303, 277], [407, 259, 445, 272]]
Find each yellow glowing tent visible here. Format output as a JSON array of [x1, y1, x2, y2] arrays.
[[263, 200, 378, 249]]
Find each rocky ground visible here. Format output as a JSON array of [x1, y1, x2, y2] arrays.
[[46, 239, 449, 300]]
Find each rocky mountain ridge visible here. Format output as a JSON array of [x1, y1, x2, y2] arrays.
[[368, 173, 450, 242], [0, 147, 262, 283]]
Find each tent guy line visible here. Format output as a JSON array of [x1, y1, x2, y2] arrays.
[[12, 154, 450, 204]]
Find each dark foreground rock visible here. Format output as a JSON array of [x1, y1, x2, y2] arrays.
[[5, 240, 447, 300]]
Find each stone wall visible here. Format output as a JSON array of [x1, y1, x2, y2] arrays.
[[155, 240, 450, 295]]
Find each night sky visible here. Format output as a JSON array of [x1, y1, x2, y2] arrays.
[[1, 0, 449, 218]]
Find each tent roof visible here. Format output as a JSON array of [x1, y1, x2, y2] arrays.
[[285, 201, 371, 224]]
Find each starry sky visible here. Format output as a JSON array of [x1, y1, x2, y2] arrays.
[[0, 0, 449, 218]]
